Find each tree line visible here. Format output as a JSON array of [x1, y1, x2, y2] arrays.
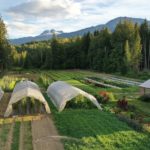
[[0, 17, 150, 74]]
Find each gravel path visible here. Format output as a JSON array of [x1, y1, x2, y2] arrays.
[[32, 115, 64, 150]]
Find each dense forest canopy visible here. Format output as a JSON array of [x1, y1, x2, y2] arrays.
[[0, 17, 150, 75]]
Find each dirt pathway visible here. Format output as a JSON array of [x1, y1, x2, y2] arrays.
[[0, 93, 11, 117], [32, 115, 64, 150], [4, 123, 14, 150]]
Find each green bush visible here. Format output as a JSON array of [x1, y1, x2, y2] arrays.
[[99, 91, 116, 104], [139, 94, 150, 102], [117, 114, 143, 132], [143, 117, 150, 123], [130, 112, 137, 119], [66, 95, 96, 109], [0, 76, 24, 92], [94, 94, 103, 103], [39, 74, 52, 88], [108, 92, 116, 101], [128, 105, 136, 112]]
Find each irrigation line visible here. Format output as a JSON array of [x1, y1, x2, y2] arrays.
[[34, 135, 80, 143]]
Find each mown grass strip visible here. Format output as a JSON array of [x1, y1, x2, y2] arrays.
[[23, 121, 33, 150], [11, 122, 20, 150], [0, 124, 11, 148]]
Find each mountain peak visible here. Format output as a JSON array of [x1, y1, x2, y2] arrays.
[[40, 29, 64, 36], [10, 17, 150, 45]]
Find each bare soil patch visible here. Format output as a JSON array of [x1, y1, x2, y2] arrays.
[[0, 93, 11, 117]]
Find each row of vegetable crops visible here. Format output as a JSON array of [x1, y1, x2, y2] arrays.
[[0, 121, 32, 150]]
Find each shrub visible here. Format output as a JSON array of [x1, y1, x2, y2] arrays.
[[99, 91, 109, 103], [113, 107, 121, 114], [108, 92, 115, 101], [94, 94, 103, 103], [128, 105, 136, 112], [0, 76, 24, 92], [143, 117, 150, 123], [117, 96, 128, 110], [66, 95, 95, 109], [39, 74, 52, 88], [130, 112, 136, 119], [117, 114, 143, 132], [99, 91, 115, 104], [139, 94, 150, 102]]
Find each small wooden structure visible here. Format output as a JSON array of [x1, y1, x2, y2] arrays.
[[139, 79, 150, 95]]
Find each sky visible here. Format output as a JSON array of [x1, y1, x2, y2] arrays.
[[0, 0, 149, 39]]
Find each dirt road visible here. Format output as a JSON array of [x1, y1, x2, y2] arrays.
[[0, 93, 11, 117], [32, 115, 64, 150]]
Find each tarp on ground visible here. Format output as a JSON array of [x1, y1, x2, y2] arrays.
[[47, 81, 102, 111], [4, 80, 50, 117]]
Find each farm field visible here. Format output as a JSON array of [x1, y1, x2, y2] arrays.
[[0, 69, 150, 150]]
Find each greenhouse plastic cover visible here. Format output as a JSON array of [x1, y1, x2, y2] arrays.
[[4, 81, 50, 117], [139, 79, 150, 89], [0, 87, 4, 101], [47, 81, 102, 111]]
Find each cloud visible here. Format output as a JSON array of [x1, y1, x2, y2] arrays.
[[3, 0, 150, 38], [7, 0, 81, 20], [5, 21, 40, 38]]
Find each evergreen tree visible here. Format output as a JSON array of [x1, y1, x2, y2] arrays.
[[140, 20, 149, 69], [0, 17, 11, 70], [124, 40, 131, 69], [131, 25, 141, 71], [112, 20, 135, 74], [80, 33, 91, 68]]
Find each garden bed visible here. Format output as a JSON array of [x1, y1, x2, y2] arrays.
[[84, 77, 122, 89]]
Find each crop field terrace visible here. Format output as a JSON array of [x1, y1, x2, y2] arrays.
[[0, 70, 150, 150]]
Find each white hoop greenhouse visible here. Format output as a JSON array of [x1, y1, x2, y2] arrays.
[[47, 81, 102, 111], [4, 81, 50, 117]]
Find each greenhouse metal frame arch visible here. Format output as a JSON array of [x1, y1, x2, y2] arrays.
[[4, 80, 50, 117]]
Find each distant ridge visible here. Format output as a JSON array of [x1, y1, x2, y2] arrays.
[[10, 17, 150, 45]]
